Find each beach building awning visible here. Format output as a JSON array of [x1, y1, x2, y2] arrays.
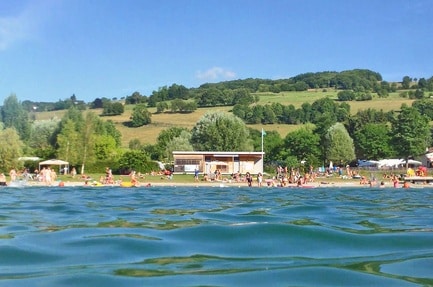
[[209, 160, 228, 166], [39, 159, 70, 172], [18, 156, 41, 161], [39, 159, 69, 166]]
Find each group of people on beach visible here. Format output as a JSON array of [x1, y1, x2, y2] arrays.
[[0, 167, 60, 186]]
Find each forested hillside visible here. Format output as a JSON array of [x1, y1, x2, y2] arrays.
[[2, 69, 433, 175]]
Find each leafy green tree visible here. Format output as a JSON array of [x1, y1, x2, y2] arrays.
[[170, 99, 183, 112], [284, 125, 321, 166], [191, 111, 252, 151], [324, 123, 356, 165], [232, 104, 250, 120], [56, 119, 81, 164], [355, 92, 372, 101], [95, 120, 122, 147], [283, 156, 300, 170], [125, 91, 147, 105], [130, 104, 151, 127], [0, 128, 24, 171], [90, 98, 104, 109], [196, 88, 224, 107], [311, 97, 338, 124], [156, 102, 169, 113], [94, 135, 119, 160], [148, 87, 169, 107], [337, 90, 356, 101], [299, 102, 313, 123], [56, 110, 103, 174], [129, 139, 142, 150], [391, 105, 431, 160], [28, 120, 58, 159], [414, 89, 424, 99], [164, 130, 193, 161], [146, 127, 190, 161], [118, 150, 159, 173], [346, 108, 389, 137], [180, 101, 198, 113], [232, 88, 258, 105], [168, 84, 189, 100], [170, 99, 197, 113], [58, 106, 84, 133], [402, 76, 412, 89], [249, 105, 264, 124], [79, 112, 98, 174], [0, 94, 31, 141], [353, 123, 393, 159], [142, 143, 165, 161], [248, 129, 283, 162], [101, 102, 124, 116], [157, 127, 189, 148], [281, 104, 298, 124], [336, 103, 351, 122], [412, 99, 433, 120], [90, 97, 111, 109], [262, 105, 277, 124]]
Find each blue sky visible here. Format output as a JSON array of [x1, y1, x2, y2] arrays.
[[1, 0, 432, 103]]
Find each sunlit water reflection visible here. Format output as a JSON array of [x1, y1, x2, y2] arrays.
[[1, 185, 432, 286]]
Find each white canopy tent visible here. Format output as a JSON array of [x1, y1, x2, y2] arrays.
[[377, 159, 405, 168], [39, 159, 70, 174]]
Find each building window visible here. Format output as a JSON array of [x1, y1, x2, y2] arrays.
[[175, 159, 201, 165]]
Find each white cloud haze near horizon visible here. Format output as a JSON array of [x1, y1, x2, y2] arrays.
[[195, 67, 237, 82]]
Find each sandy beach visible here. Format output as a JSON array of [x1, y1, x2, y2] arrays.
[[14, 177, 373, 189]]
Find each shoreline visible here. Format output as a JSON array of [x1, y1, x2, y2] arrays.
[[3, 178, 405, 188]]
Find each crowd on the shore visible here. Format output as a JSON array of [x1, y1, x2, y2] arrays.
[[197, 164, 426, 188], [1, 167, 62, 186], [199, 166, 317, 187], [0, 163, 428, 188]]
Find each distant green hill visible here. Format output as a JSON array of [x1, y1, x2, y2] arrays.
[[34, 90, 415, 148]]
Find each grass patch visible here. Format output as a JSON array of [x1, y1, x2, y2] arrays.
[[33, 92, 414, 147]]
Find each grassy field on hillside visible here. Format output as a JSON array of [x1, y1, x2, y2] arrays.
[[257, 90, 413, 113], [34, 91, 415, 147]]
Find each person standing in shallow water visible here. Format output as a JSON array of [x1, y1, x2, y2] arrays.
[[257, 172, 263, 187], [0, 173, 7, 186], [9, 168, 17, 182], [246, 172, 253, 187]]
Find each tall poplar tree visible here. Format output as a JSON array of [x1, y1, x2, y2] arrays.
[[324, 123, 356, 165]]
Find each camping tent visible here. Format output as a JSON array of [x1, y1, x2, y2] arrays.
[[39, 159, 69, 174]]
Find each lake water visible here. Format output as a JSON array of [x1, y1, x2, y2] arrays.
[[1, 185, 433, 287]]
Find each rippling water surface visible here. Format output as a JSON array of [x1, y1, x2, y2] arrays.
[[1, 185, 433, 286]]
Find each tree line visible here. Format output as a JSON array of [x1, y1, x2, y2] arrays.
[[2, 69, 433, 175], [2, 91, 431, 176], [21, 69, 433, 114]]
